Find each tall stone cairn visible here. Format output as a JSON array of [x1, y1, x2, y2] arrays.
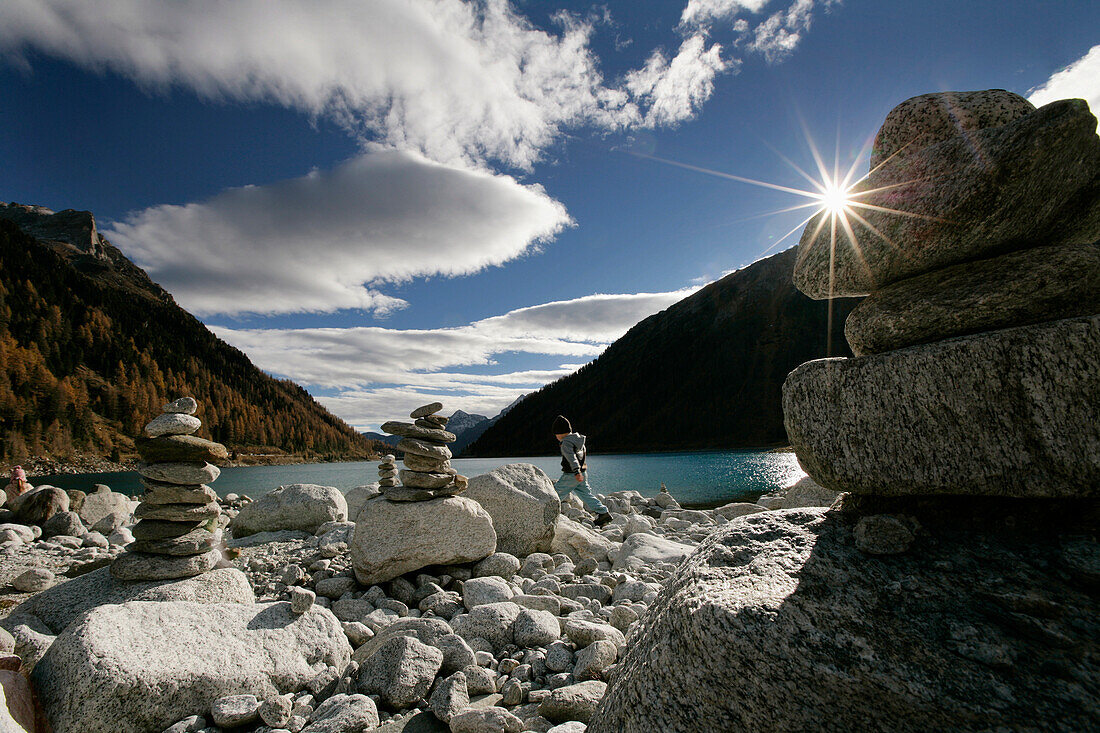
[[378, 402, 469, 502], [784, 89, 1100, 497], [110, 397, 228, 580]]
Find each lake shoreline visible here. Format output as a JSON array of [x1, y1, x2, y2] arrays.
[[15, 445, 796, 480], [27, 451, 806, 511]]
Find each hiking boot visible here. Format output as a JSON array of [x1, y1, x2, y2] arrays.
[[594, 512, 613, 528]]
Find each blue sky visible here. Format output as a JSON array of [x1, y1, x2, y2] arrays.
[[1, 0, 1098, 431]]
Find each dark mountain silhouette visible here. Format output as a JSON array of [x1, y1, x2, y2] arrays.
[[465, 247, 860, 456], [0, 202, 389, 464]]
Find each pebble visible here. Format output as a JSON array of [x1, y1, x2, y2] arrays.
[[259, 695, 292, 728], [289, 587, 316, 614], [211, 694, 261, 728]]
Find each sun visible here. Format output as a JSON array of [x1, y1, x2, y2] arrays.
[[817, 181, 851, 216]]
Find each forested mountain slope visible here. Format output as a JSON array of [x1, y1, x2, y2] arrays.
[[0, 203, 386, 464], [466, 247, 861, 456]]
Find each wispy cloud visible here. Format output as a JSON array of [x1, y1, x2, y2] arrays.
[[748, 0, 820, 64], [209, 288, 697, 429], [103, 150, 571, 316], [1028, 44, 1100, 122], [626, 35, 730, 127], [679, 0, 772, 30]]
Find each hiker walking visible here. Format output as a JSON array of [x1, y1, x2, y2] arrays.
[[552, 415, 613, 527]]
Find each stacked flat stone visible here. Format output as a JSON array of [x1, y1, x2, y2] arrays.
[[378, 402, 470, 502], [378, 454, 397, 488], [111, 397, 228, 580], [784, 89, 1100, 497]]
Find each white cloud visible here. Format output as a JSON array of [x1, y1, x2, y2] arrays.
[[209, 288, 697, 429], [1028, 44, 1100, 120], [103, 150, 571, 316], [0, 0, 738, 170], [748, 0, 818, 64], [626, 35, 730, 127], [680, 0, 773, 29]]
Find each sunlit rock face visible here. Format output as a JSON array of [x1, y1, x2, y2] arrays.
[[793, 95, 1100, 299], [783, 89, 1100, 499], [870, 89, 1035, 168]]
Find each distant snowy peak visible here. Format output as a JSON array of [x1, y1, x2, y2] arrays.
[[447, 410, 490, 438]]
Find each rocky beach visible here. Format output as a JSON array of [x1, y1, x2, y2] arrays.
[[0, 398, 838, 733]]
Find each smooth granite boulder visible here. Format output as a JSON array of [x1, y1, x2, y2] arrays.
[[589, 508, 1100, 732], [784, 315, 1100, 497], [230, 484, 348, 538], [756, 476, 839, 510], [77, 484, 134, 528], [343, 484, 380, 522], [795, 99, 1100, 297], [844, 243, 1100, 355], [550, 516, 614, 564], [464, 464, 561, 556], [33, 601, 350, 733], [611, 532, 693, 572], [870, 89, 1034, 167], [9, 487, 69, 526], [351, 496, 496, 585]]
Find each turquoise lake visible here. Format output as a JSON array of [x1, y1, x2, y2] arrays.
[[33, 450, 806, 509]]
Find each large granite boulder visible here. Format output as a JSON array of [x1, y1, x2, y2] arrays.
[[9, 487, 69, 526], [590, 507, 1100, 732], [77, 484, 135, 528], [344, 484, 380, 522], [2, 566, 254, 635], [844, 243, 1100, 355], [611, 532, 693, 572], [230, 484, 348, 538], [550, 516, 615, 564], [756, 476, 838, 510], [783, 315, 1100, 497], [33, 601, 350, 733], [463, 464, 560, 556], [351, 496, 496, 585], [795, 98, 1100, 297]]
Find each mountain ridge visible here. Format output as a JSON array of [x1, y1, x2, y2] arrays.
[[465, 247, 861, 457], [0, 202, 390, 465]]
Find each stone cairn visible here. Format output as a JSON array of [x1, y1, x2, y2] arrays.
[[377, 453, 397, 488], [111, 397, 228, 581], [783, 89, 1100, 502], [378, 401, 469, 501]]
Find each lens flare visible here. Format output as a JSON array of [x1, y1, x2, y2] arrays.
[[817, 182, 851, 216]]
